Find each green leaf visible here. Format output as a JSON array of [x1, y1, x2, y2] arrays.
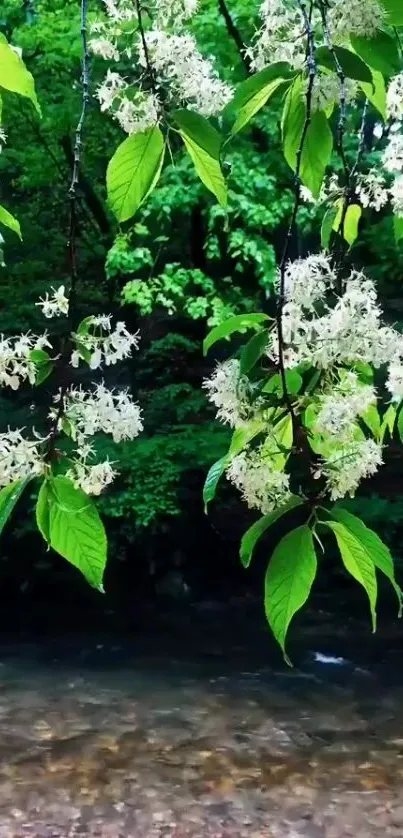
[[324, 520, 377, 632], [262, 369, 303, 397], [30, 348, 53, 385], [0, 40, 40, 112], [239, 328, 269, 375], [240, 496, 303, 569], [380, 404, 396, 442], [229, 418, 266, 458], [0, 479, 30, 537], [0, 204, 22, 239], [316, 45, 373, 83], [203, 456, 228, 511], [361, 403, 381, 437], [331, 507, 402, 616], [228, 65, 292, 135], [333, 201, 362, 246], [394, 215, 403, 243], [46, 477, 107, 591], [282, 80, 333, 198], [359, 69, 386, 119], [174, 110, 227, 207], [350, 31, 399, 77], [203, 312, 270, 354], [264, 525, 317, 663], [107, 127, 165, 222], [321, 206, 338, 249], [379, 0, 403, 26], [36, 480, 51, 543]]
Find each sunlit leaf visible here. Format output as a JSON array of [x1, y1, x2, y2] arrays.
[[0, 39, 40, 112], [316, 44, 373, 82], [379, 0, 403, 26], [359, 69, 386, 119], [282, 77, 333, 198], [333, 201, 362, 246], [203, 456, 228, 511], [174, 110, 227, 207], [203, 313, 270, 354], [0, 204, 22, 239], [107, 127, 165, 222], [240, 496, 303, 568], [325, 520, 377, 632], [239, 329, 270, 375], [351, 30, 399, 77], [0, 479, 30, 537]]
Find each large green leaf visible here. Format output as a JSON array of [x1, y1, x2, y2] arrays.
[[282, 79, 333, 198], [264, 525, 317, 663], [0, 39, 40, 112], [0, 204, 21, 239], [359, 70, 386, 120], [379, 0, 403, 25], [240, 496, 303, 568], [107, 127, 165, 222], [203, 313, 270, 354], [351, 30, 400, 77], [325, 521, 377, 631], [0, 479, 30, 537], [331, 507, 402, 615], [229, 419, 265, 457], [45, 477, 107, 591], [262, 369, 303, 397], [228, 65, 292, 135], [321, 205, 338, 249], [333, 201, 362, 246], [174, 110, 227, 207], [203, 456, 228, 511], [240, 329, 270, 375], [316, 45, 373, 83]]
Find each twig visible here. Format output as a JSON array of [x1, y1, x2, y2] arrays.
[[134, 0, 157, 95], [217, 0, 250, 73]]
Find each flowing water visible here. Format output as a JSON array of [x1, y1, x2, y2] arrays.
[[0, 607, 403, 837]]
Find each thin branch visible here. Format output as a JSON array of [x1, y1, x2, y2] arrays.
[[217, 0, 250, 73], [134, 0, 157, 95], [276, 0, 316, 426]]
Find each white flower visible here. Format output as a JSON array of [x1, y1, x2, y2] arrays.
[[141, 30, 233, 117], [246, 0, 306, 72], [320, 438, 383, 500], [115, 92, 160, 134], [0, 428, 45, 487], [0, 332, 52, 390], [71, 318, 140, 369], [66, 457, 117, 496], [311, 73, 357, 113], [282, 253, 336, 311], [386, 362, 403, 402], [52, 383, 143, 443], [328, 0, 385, 41], [383, 133, 403, 173], [89, 37, 119, 61], [0, 128, 6, 150], [36, 285, 69, 319], [387, 73, 403, 122], [390, 174, 403, 216], [227, 446, 291, 514], [96, 70, 127, 112], [154, 0, 199, 26], [203, 359, 253, 428], [314, 374, 376, 441], [356, 169, 389, 212]]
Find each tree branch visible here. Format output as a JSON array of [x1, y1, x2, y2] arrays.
[[217, 0, 250, 73]]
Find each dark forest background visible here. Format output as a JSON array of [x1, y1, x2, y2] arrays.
[[1, 0, 403, 636]]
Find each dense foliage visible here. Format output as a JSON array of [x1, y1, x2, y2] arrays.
[[2, 0, 403, 658]]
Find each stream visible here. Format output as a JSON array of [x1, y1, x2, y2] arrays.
[[0, 605, 403, 837]]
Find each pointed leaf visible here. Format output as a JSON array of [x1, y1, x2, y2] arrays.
[[175, 110, 227, 207], [240, 329, 270, 375], [240, 496, 303, 568], [0, 479, 30, 537], [332, 507, 402, 616], [324, 521, 377, 631], [203, 456, 228, 511], [107, 127, 165, 222], [282, 80, 333, 198], [262, 370, 303, 397], [264, 525, 317, 663], [231, 76, 290, 135], [0, 204, 21, 239], [333, 201, 362, 246], [321, 206, 338, 249], [203, 312, 270, 354], [47, 477, 107, 591], [359, 69, 386, 119], [0, 40, 40, 112]]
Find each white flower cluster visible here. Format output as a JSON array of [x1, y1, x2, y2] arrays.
[[246, 0, 306, 72], [53, 382, 143, 445], [202, 358, 255, 428], [314, 373, 375, 441], [274, 255, 403, 370], [0, 332, 51, 390], [355, 169, 389, 212], [36, 285, 69, 319], [66, 445, 117, 496], [386, 362, 403, 402], [319, 439, 383, 500], [327, 0, 385, 41], [311, 73, 357, 114], [227, 447, 291, 514], [383, 132, 403, 174], [71, 316, 140, 370], [382, 75, 403, 217], [90, 0, 231, 130], [0, 429, 45, 488], [387, 73, 403, 123]]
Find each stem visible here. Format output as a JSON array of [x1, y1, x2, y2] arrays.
[[134, 0, 157, 95], [217, 0, 250, 73], [276, 0, 316, 426]]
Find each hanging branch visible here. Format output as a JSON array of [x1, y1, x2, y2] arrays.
[[276, 0, 316, 425], [217, 0, 250, 73]]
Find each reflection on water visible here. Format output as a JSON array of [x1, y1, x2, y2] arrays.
[[0, 633, 402, 837]]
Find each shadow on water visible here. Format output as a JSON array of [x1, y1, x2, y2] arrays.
[[0, 601, 402, 836]]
